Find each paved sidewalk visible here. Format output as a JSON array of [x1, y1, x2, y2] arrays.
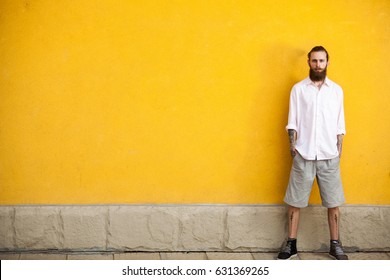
[[1, 251, 390, 260]]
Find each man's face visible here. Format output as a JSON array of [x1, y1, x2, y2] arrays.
[[308, 51, 328, 81]]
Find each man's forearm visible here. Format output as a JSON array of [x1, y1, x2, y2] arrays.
[[337, 134, 344, 157], [288, 129, 297, 157], [288, 129, 296, 144]]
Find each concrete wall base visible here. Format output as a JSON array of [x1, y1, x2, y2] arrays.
[[1, 205, 389, 252]]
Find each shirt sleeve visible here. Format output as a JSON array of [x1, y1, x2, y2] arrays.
[[286, 86, 298, 131], [337, 88, 346, 135]]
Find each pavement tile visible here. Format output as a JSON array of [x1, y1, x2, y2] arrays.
[[67, 253, 114, 260], [259, 252, 301, 260], [160, 252, 207, 260], [348, 252, 390, 260], [19, 253, 67, 260], [114, 252, 161, 260], [298, 253, 332, 260], [206, 252, 254, 260], [0, 254, 20, 260], [251, 253, 277, 260]]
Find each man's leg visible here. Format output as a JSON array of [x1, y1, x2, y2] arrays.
[[288, 205, 300, 238], [328, 207, 339, 240], [277, 205, 300, 260], [328, 207, 348, 260], [317, 156, 348, 260], [280, 151, 313, 260]]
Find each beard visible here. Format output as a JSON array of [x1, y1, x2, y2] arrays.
[[309, 67, 327, 82]]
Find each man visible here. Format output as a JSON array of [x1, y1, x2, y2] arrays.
[[277, 46, 348, 260]]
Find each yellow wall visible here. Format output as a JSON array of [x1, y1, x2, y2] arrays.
[[1, 0, 389, 205]]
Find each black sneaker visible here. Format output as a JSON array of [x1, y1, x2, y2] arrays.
[[277, 239, 297, 260], [329, 240, 348, 260]]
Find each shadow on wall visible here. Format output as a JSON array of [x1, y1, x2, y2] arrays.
[[236, 44, 307, 203]]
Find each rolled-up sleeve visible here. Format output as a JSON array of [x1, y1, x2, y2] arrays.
[[337, 88, 346, 135]]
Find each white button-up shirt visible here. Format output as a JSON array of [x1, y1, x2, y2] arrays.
[[286, 77, 346, 160]]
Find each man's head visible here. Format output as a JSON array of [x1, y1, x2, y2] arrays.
[[307, 46, 329, 82]]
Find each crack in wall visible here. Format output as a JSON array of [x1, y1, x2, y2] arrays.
[[12, 208, 17, 249], [105, 207, 110, 251], [58, 209, 65, 249]]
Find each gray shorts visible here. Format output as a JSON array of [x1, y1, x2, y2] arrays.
[[284, 153, 345, 208]]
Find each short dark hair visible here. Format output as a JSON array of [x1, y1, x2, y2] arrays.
[[308, 46, 329, 61]]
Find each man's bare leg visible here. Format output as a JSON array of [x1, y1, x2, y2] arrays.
[[277, 205, 300, 259], [328, 207, 339, 240], [328, 207, 348, 259], [288, 205, 300, 238]]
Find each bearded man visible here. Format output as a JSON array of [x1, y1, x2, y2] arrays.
[[277, 46, 348, 260]]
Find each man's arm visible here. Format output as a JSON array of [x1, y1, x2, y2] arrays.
[[337, 134, 344, 158], [288, 129, 297, 157]]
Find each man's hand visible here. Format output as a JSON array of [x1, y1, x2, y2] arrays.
[[337, 134, 344, 158], [288, 129, 297, 158]]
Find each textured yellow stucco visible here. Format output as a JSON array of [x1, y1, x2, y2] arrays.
[[0, 1, 389, 204]]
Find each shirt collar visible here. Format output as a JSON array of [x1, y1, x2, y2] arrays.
[[305, 76, 331, 87]]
